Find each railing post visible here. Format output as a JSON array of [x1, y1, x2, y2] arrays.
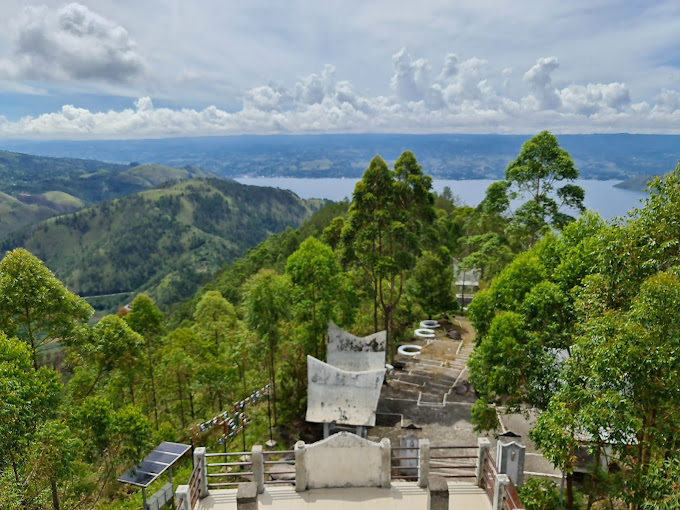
[[493, 474, 510, 510], [476, 437, 491, 487], [236, 482, 258, 510], [175, 485, 190, 510], [251, 445, 264, 494], [294, 441, 307, 492], [497, 441, 526, 486], [193, 446, 208, 498], [418, 439, 430, 489], [380, 438, 392, 488], [427, 475, 449, 510]]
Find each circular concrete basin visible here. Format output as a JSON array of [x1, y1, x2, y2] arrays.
[[420, 320, 440, 329], [414, 328, 435, 339], [398, 344, 423, 356]]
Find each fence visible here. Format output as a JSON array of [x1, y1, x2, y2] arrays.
[[204, 451, 254, 489], [179, 436, 524, 510]]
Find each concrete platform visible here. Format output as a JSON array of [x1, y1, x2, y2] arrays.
[[197, 482, 491, 510]]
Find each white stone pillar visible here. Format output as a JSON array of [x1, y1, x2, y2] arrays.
[[476, 438, 491, 487], [251, 445, 264, 494], [496, 441, 526, 486], [175, 485, 190, 510], [380, 438, 392, 488], [294, 441, 307, 492], [418, 439, 430, 489], [493, 474, 510, 510], [193, 447, 208, 498]]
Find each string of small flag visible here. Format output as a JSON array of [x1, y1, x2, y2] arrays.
[[194, 384, 271, 442]]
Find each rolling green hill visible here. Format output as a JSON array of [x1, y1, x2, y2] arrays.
[[0, 150, 221, 237], [1, 178, 325, 309]]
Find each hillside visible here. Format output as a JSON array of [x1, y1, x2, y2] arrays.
[[614, 173, 658, 191], [0, 150, 221, 236], [1, 178, 325, 308]]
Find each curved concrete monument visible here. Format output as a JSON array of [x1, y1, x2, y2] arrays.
[[306, 356, 385, 427], [326, 321, 386, 371]]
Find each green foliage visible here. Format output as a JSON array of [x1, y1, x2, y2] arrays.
[[408, 248, 457, 319], [243, 269, 292, 424], [1, 179, 324, 312], [483, 131, 584, 249], [286, 237, 342, 358], [0, 333, 61, 474], [517, 478, 561, 510], [342, 152, 435, 362], [0, 247, 93, 370]]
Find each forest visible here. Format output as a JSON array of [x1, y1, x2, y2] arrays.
[[1, 131, 679, 510]]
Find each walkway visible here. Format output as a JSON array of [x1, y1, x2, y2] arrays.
[[197, 482, 490, 510]]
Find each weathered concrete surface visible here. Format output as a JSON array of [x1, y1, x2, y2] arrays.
[[236, 482, 258, 510], [306, 356, 385, 427], [197, 483, 491, 510], [326, 322, 386, 371], [298, 432, 389, 489], [427, 476, 449, 510]]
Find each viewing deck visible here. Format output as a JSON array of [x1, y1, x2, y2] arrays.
[[196, 482, 491, 510]]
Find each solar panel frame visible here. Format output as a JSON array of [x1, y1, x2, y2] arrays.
[[118, 442, 192, 488]]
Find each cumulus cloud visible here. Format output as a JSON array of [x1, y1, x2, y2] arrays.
[[523, 57, 561, 110], [2, 48, 680, 138], [0, 3, 148, 83]]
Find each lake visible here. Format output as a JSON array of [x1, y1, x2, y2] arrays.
[[235, 177, 648, 220]]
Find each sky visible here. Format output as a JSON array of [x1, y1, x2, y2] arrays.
[[1, 1, 680, 139]]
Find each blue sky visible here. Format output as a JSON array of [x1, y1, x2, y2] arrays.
[[1, 1, 679, 138]]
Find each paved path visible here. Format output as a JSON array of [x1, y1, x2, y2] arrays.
[[198, 482, 491, 510]]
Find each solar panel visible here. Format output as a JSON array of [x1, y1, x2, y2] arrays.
[[118, 442, 192, 488]]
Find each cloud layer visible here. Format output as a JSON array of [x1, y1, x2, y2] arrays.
[[2, 46, 680, 139], [0, 3, 147, 83]]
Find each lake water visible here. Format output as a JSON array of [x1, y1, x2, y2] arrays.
[[235, 177, 648, 220]]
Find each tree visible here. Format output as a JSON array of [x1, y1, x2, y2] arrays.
[[487, 131, 585, 248], [242, 269, 291, 424], [73, 315, 143, 400], [125, 294, 164, 428], [193, 290, 237, 350], [343, 152, 435, 362], [0, 248, 93, 370], [0, 333, 61, 489], [408, 248, 457, 319], [286, 237, 341, 358]]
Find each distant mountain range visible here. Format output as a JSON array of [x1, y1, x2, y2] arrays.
[[3, 133, 679, 181], [0, 149, 220, 237], [1, 178, 324, 309]]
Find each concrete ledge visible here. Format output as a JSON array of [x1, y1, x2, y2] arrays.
[[427, 475, 449, 510], [236, 482, 258, 510]]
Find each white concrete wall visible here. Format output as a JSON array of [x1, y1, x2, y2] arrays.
[[297, 433, 390, 489], [306, 356, 385, 427], [327, 322, 386, 372]]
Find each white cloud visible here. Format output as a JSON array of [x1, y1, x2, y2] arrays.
[[0, 3, 148, 83], [2, 48, 680, 138], [523, 57, 561, 111]]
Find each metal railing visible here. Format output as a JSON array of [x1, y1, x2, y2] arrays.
[[204, 451, 253, 489], [502, 477, 524, 510], [391, 446, 420, 481], [188, 462, 202, 509], [429, 445, 478, 479], [263, 450, 295, 485], [175, 496, 184, 510], [481, 451, 497, 501]]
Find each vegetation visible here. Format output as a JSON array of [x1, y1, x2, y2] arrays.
[[0, 150, 220, 238], [1, 178, 325, 311], [4, 133, 680, 509], [469, 164, 680, 508]]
